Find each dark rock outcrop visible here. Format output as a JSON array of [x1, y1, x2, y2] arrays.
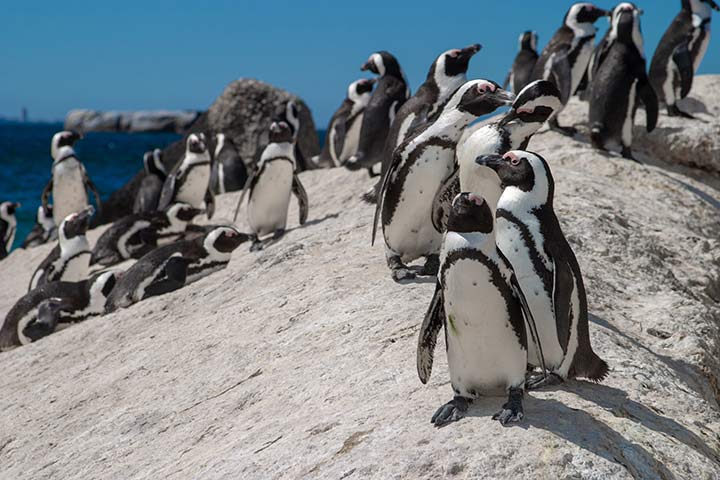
[[65, 110, 201, 133]]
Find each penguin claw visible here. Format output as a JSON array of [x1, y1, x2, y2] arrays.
[[391, 268, 417, 283], [249, 240, 264, 252], [526, 372, 564, 390], [361, 187, 378, 204], [431, 396, 470, 427], [492, 387, 524, 426]]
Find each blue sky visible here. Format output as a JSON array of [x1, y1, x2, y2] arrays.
[[2, 1, 718, 125]]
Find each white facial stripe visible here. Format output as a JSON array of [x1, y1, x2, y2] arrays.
[[203, 227, 236, 260], [609, 4, 644, 56], [531, 32, 538, 51], [215, 134, 226, 158], [372, 53, 386, 76], [516, 94, 563, 114], [518, 33, 525, 50], [566, 3, 599, 37], [504, 151, 551, 208]]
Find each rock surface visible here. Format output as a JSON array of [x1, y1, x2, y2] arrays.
[[65, 110, 201, 133], [1, 83, 720, 480], [95, 79, 320, 226]]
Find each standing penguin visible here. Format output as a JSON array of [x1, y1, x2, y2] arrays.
[[210, 133, 248, 194], [105, 226, 248, 312], [344, 51, 410, 174], [273, 100, 312, 172], [417, 192, 540, 426], [28, 206, 94, 292], [133, 149, 167, 214], [590, 4, 658, 162], [363, 44, 482, 204], [157, 133, 215, 219], [41, 130, 102, 225], [586, 4, 643, 87], [21, 205, 56, 249], [433, 80, 562, 232], [91, 203, 203, 266], [0, 201, 20, 259], [0, 271, 118, 351], [504, 32, 539, 94], [650, 0, 719, 118], [530, 3, 610, 135], [234, 121, 309, 252], [313, 78, 376, 168], [479, 151, 609, 388], [374, 80, 514, 282]]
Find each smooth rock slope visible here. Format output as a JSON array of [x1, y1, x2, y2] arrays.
[[1, 88, 719, 479]]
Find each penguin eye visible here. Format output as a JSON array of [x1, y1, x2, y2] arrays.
[[510, 157, 521, 167]]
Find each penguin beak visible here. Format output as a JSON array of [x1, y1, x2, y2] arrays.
[[489, 89, 516, 107], [459, 43, 482, 60], [498, 110, 519, 128], [475, 154, 503, 171], [361, 59, 377, 73], [10, 203, 21, 214]]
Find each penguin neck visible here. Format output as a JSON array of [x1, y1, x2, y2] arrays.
[[566, 21, 597, 40], [433, 74, 467, 116], [182, 150, 210, 167], [431, 109, 477, 141], [503, 120, 542, 149], [53, 146, 78, 167], [60, 233, 89, 258], [444, 229, 497, 254], [349, 91, 372, 116], [459, 166, 503, 220], [260, 142, 295, 166], [498, 184, 549, 215], [690, 1, 713, 22], [166, 213, 189, 233]]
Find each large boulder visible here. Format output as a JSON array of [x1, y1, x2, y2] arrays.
[[95, 79, 320, 226], [65, 110, 201, 133]]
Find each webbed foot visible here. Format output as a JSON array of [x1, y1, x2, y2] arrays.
[[431, 396, 470, 427], [492, 387, 524, 426], [526, 371, 564, 390]]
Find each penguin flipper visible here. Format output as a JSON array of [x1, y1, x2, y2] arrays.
[[550, 255, 574, 354], [142, 257, 189, 299], [292, 174, 309, 225], [549, 52, 573, 104], [331, 118, 347, 164], [157, 169, 179, 212], [637, 73, 659, 133], [204, 188, 215, 219], [82, 165, 102, 218], [371, 149, 402, 246], [41, 178, 53, 212], [510, 274, 547, 377], [417, 281, 445, 384], [671, 39, 694, 99], [431, 170, 460, 233], [232, 170, 257, 223]]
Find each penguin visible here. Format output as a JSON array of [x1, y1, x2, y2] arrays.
[[650, 0, 719, 118], [28, 206, 94, 292], [362, 44, 482, 204], [0, 201, 20, 259], [133, 149, 167, 214], [373, 80, 515, 282], [234, 121, 309, 252], [590, 3, 658, 162], [21, 205, 56, 249], [272, 100, 311, 172], [313, 78, 376, 168], [504, 32, 539, 94], [157, 133, 215, 219], [432, 80, 562, 232], [41, 130, 102, 225], [210, 133, 248, 194], [344, 51, 410, 174], [417, 192, 541, 426], [105, 226, 248, 312], [0, 271, 118, 350], [530, 3, 610, 135], [478, 151, 609, 388], [91, 203, 204, 266]]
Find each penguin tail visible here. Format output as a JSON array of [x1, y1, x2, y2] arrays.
[[590, 123, 605, 151]]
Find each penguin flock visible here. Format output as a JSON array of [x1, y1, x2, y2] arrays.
[[0, 1, 716, 429]]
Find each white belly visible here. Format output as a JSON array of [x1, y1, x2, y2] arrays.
[[53, 162, 88, 224], [176, 165, 210, 207], [496, 218, 565, 370], [693, 29, 710, 73], [571, 41, 594, 94], [383, 146, 453, 262], [444, 259, 527, 396], [58, 251, 91, 283], [622, 80, 638, 147], [248, 161, 294, 237], [338, 114, 364, 163]]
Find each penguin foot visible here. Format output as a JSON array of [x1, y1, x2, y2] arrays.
[[526, 372, 564, 390], [273, 229, 286, 240], [421, 255, 440, 276], [361, 185, 379, 204], [249, 236, 264, 252], [549, 118, 577, 137], [431, 396, 470, 427], [620, 147, 643, 164], [493, 387, 524, 426], [391, 267, 417, 283], [667, 104, 696, 120]]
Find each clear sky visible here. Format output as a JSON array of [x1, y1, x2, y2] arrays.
[[2, 1, 718, 125]]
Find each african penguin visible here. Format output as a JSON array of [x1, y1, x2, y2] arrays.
[[650, 0, 719, 118], [133, 148, 167, 214], [42, 130, 102, 225], [157, 133, 215, 219], [273, 100, 311, 171], [0, 271, 118, 350], [590, 3, 658, 162], [373, 80, 514, 282], [210, 133, 248, 194], [479, 151, 609, 388], [344, 51, 410, 174], [234, 121, 309, 252], [530, 3, 610, 135], [417, 192, 540, 427], [504, 32, 539, 94], [0, 201, 20, 259], [91, 203, 203, 266], [21, 205, 56, 249], [363, 44, 482, 204], [313, 78, 376, 168], [433, 80, 562, 232], [105, 226, 248, 312], [28, 206, 94, 292]]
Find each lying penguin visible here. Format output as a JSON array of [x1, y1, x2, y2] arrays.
[[105, 226, 248, 312], [28, 206, 94, 292], [0, 270, 118, 351], [479, 151, 609, 388], [91, 203, 204, 266], [233, 121, 309, 252], [21, 205, 56, 249], [417, 192, 542, 427], [0, 201, 20, 259], [134, 149, 167, 214]]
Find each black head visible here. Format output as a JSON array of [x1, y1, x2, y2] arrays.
[[272, 100, 300, 136], [167, 203, 204, 222], [456, 80, 515, 116], [439, 43, 482, 78], [520, 31, 538, 51], [205, 227, 249, 254], [38, 297, 70, 317], [565, 3, 611, 25], [88, 270, 120, 298], [186, 133, 207, 154], [498, 80, 562, 127], [361, 51, 404, 79], [0, 201, 20, 218], [353, 78, 376, 95], [476, 151, 553, 196], [54, 130, 82, 149], [60, 205, 94, 239], [446, 193, 494, 234], [269, 121, 294, 144], [683, 0, 720, 12], [614, 4, 640, 42]]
